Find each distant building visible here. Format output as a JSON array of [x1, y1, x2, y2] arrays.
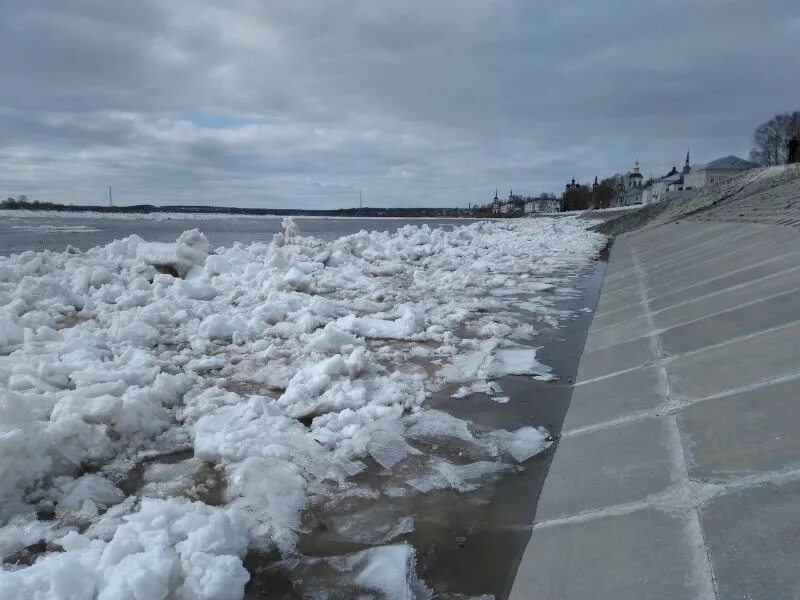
[[615, 159, 645, 206], [682, 155, 759, 190], [490, 189, 558, 215], [642, 151, 692, 204], [491, 189, 502, 214], [524, 195, 560, 214]]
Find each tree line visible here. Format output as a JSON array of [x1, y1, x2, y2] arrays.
[[750, 111, 800, 166], [561, 176, 620, 212]]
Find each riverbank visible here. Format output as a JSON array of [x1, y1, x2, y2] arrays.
[[593, 163, 800, 236], [510, 211, 800, 597]]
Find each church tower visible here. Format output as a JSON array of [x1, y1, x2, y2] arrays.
[[628, 158, 643, 188], [683, 149, 692, 175]]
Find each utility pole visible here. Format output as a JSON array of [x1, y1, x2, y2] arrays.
[[359, 189, 363, 209], [108, 185, 113, 208]]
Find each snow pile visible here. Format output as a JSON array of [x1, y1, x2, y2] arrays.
[[0, 216, 605, 596], [136, 229, 212, 278], [0, 498, 249, 600]]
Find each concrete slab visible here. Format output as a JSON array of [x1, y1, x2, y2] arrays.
[[641, 228, 776, 281], [652, 265, 800, 330], [667, 321, 800, 401], [590, 301, 646, 329], [584, 313, 650, 353], [511, 220, 800, 599], [648, 250, 800, 312], [629, 222, 738, 258], [576, 335, 654, 381], [594, 286, 643, 315], [510, 509, 703, 600], [701, 480, 800, 600], [602, 263, 635, 280], [679, 378, 800, 480], [563, 366, 662, 432], [535, 417, 674, 521], [645, 239, 796, 300], [659, 288, 798, 356], [636, 228, 767, 282]]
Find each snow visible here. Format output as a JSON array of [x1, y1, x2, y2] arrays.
[[0, 216, 605, 596], [0, 498, 249, 600]]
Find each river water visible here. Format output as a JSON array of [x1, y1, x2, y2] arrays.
[[0, 211, 606, 598], [244, 253, 608, 599], [0, 211, 479, 255]]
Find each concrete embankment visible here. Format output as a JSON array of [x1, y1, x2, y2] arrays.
[[594, 164, 800, 237], [510, 168, 800, 598]]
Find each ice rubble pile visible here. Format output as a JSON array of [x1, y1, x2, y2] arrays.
[[0, 218, 605, 598]]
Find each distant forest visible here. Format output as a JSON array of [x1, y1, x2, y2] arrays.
[[1, 196, 471, 218]]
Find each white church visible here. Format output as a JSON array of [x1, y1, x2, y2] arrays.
[[616, 152, 759, 206]]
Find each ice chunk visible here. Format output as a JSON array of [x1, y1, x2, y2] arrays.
[[54, 475, 125, 524], [486, 426, 551, 462], [328, 509, 414, 545], [404, 460, 508, 493], [139, 457, 209, 500], [305, 324, 363, 354], [333, 544, 427, 600], [352, 544, 417, 599], [478, 321, 513, 338], [198, 314, 247, 342], [0, 316, 24, 353], [172, 279, 219, 301], [285, 543, 431, 599], [366, 427, 420, 470], [177, 228, 213, 254], [0, 498, 249, 600], [493, 347, 554, 381], [451, 380, 503, 399], [225, 457, 307, 553], [405, 409, 477, 444], [434, 460, 509, 492], [439, 339, 554, 381], [337, 306, 426, 340]]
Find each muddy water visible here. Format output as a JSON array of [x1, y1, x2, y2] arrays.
[[244, 251, 608, 599]]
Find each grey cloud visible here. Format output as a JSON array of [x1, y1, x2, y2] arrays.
[[0, 0, 798, 208]]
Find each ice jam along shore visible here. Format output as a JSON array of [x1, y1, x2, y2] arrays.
[[0, 217, 605, 599]]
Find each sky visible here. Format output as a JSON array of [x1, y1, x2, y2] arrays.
[[1, 1, 798, 209]]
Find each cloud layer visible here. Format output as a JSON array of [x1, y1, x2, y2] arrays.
[[1, 0, 798, 208]]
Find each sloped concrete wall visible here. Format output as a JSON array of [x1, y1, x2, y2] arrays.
[[510, 220, 800, 599]]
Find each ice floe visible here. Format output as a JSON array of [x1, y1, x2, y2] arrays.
[[0, 216, 605, 596]]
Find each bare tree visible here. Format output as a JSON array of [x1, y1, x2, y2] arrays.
[[750, 111, 800, 166], [561, 183, 592, 211], [592, 177, 617, 209]]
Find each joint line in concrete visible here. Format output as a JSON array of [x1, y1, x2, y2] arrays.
[[630, 241, 719, 600]]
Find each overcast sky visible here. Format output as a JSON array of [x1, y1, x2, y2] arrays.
[[1, 1, 798, 209]]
